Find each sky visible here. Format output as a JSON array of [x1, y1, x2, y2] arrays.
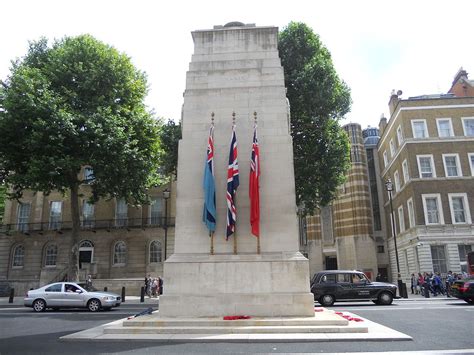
[[1, 0, 474, 129]]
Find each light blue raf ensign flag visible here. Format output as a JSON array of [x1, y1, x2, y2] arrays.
[[203, 126, 216, 232]]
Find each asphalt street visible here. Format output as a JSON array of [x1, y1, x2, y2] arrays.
[[0, 298, 473, 354]]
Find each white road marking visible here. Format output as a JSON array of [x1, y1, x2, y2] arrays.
[[287, 350, 474, 355]]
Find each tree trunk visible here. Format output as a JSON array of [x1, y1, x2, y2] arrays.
[[69, 183, 81, 282]]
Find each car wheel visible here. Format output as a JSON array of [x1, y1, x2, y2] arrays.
[[378, 292, 393, 305], [372, 300, 380, 305], [33, 299, 46, 312], [87, 298, 101, 312], [319, 294, 335, 307]]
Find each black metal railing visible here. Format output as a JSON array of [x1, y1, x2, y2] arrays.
[[0, 217, 175, 235]]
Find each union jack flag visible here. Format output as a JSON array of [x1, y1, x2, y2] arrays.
[[249, 124, 260, 237], [226, 125, 239, 239]]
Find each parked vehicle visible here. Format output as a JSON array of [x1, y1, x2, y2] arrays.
[[311, 270, 398, 306], [24, 282, 121, 312], [450, 278, 474, 304]]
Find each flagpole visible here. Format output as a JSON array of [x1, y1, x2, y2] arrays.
[[232, 111, 238, 255], [210, 112, 215, 256], [210, 231, 214, 255], [254, 111, 261, 255]]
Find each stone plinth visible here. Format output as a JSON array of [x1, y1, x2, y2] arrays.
[[159, 23, 313, 318]]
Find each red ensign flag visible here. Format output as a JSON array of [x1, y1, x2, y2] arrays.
[[249, 124, 260, 237]]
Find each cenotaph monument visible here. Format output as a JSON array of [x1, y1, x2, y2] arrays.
[[158, 22, 314, 317]]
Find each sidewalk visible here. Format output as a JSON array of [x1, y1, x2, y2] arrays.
[[396, 292, 452, 301], [0, 295, 160, 306]]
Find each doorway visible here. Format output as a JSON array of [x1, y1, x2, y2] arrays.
[[325, 256, 338, 270], [78, 240, 94, 269]]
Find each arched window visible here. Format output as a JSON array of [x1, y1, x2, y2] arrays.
[[44, 244, 58, 267], [149, 241, 162, 263], [113, 241, 126, 265], [12, 245, 25, 267]]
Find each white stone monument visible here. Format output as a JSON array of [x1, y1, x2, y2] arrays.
[[159, 22, 314, 317]]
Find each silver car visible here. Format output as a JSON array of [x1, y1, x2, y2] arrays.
[[24, 282, 121, 312]]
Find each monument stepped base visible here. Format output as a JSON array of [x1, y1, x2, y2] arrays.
[[60, 309, 413, 342]]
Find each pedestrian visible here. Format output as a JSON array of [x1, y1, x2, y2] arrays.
[[432, 272, 442, 296], [158, 276, 163, 295], [151, 278, 158, 298], [144, 275, 151, 298], [86, 274, 93, 290], [445, 270, 454, 297], [410, 273, 416, 294], [376, 272, 382, 282], [417, 273, 424, 294]]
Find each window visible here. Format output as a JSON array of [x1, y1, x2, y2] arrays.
[[45, 283, 62, 292], [442, 154, 461, 177], [82, 201, 95, 228], [468, 153, 474, 176], [407, 198, 415, 228], [398, 205, 405, 233], [448, 193, 471, 224], [44, 244, 58, 267], [402, 159, 409, 184], [150, 197, 163, 225], [390, 139, 396, 157], [320, 274, 337, 283], [49, 201, 62, 230], [83, 167, 94, 183], [115, 199, 128, 227], [411, 120, 428, 138], [417, 155, 435, 178], [377, 245, 385, 253], [431, 245, 447, 274], [149, 241, 162, 263], [394, 170, 400, 192], [396, 125, 404, 146], [462, 117, 474, 136], [383, 150, 388, 167], [12, 245, 25, 267], [17, 203, 31, 232], [336, 273, 351, 283], [436, 118, 454, 137], [422, 194, 444, 225], [113, 241, 126, 265]]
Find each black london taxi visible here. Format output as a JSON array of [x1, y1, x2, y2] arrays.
[[450, 277, 474, 304], [311, 270, 398, 306]]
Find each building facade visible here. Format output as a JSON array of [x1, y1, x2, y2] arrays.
[[301, 123, 379, 280], [377, 76, 474, 284], [0, 168, 175, 294]]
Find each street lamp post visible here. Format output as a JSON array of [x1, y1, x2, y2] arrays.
[[163, 188, 170, 261], [385, 178, 404, 297]]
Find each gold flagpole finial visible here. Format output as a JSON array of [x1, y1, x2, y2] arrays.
[[232, 111, 236, 125], [211, 112, 215, 125], [253, 111, 257, 123]]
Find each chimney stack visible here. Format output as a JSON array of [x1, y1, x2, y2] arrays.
[[378, 113, 387, 134]]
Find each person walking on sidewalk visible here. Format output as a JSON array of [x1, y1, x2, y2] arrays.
[[445, 270, 454, 297], [410, 273, 417, 294]]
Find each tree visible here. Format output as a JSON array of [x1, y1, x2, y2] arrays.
[[0, 35, 161, 280], [158, 119, 181, 180], [279, 22, 352, 213]]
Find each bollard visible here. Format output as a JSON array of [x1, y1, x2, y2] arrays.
[[8, 288, 14, 303], [104, 286, 108, 292], [140, 286, 145, 303], [121, 286, 126, 303]]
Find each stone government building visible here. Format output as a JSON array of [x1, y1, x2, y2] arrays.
[[1, 62, 473, 294]]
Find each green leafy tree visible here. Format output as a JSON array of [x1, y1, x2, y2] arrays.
[[279, 22, 352, 213], [158, 119, 181, 180], [0, 35, 161, 280]]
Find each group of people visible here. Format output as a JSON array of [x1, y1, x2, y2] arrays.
[[410, 271, 466, 297], [144, 275, 163, 298]]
